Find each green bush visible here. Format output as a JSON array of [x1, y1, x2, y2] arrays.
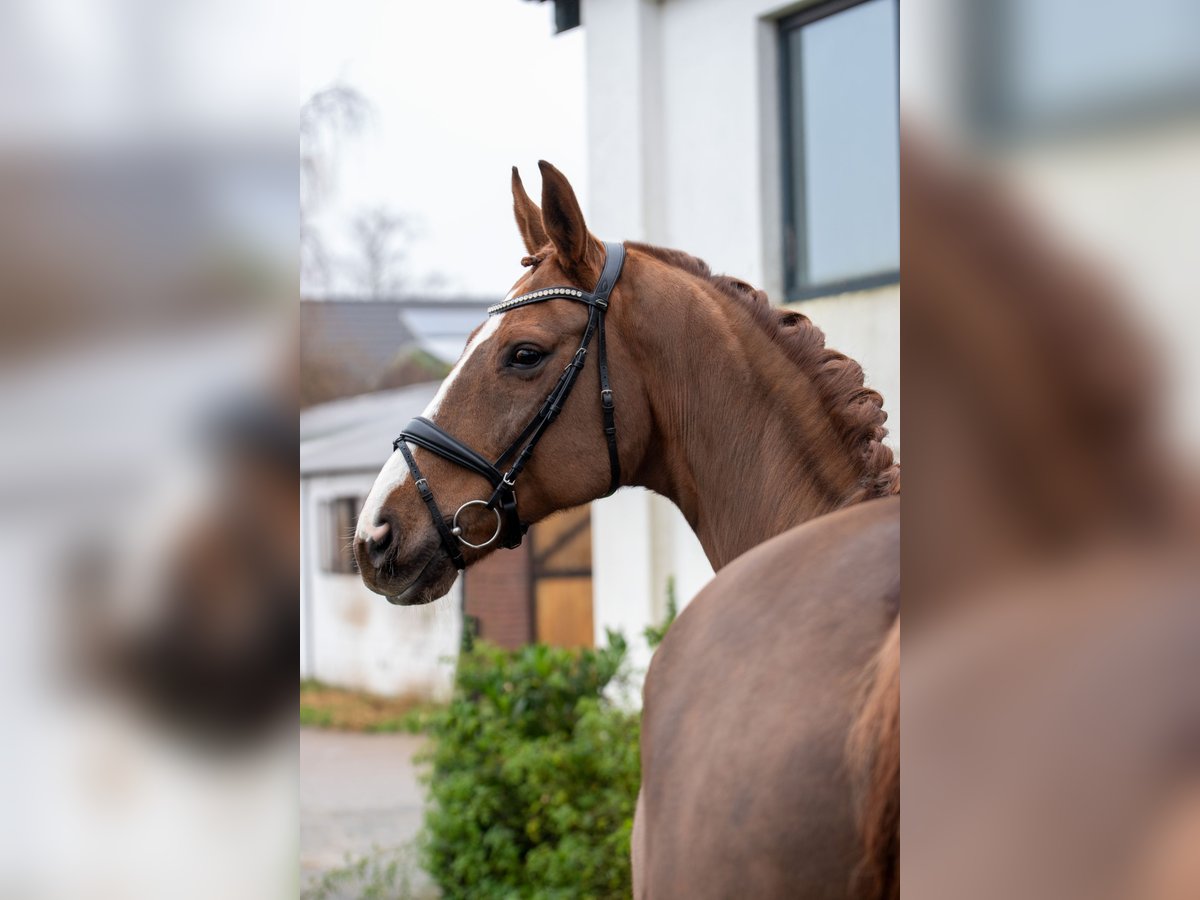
[[419, 632, 640, 900], [643, 577, 678, 650]]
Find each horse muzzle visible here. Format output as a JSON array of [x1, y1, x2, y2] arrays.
[[353, 518, 458, 605]]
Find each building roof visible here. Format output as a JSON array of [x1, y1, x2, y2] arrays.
[[300, 300, 418, 383], [300, 381, 441, 476], [398, 304, 490, 363], [300, 297, 490, 369]]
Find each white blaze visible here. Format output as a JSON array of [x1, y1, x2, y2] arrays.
[[357, 313, 506, 538]]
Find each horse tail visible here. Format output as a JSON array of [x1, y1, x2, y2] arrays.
[[847, 616, 900, 900]]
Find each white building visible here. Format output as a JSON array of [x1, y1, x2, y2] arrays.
[[574, 0, 901, 673]]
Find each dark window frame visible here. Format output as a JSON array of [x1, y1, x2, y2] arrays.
[[778, 0, 900, 302]]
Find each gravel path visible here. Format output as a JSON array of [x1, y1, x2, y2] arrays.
[[300, 728, 429, 887]]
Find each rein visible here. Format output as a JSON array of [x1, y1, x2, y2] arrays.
[[392, 241, 626, 574]]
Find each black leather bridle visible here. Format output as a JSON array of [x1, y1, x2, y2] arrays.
[[391, 241, 626, 571]]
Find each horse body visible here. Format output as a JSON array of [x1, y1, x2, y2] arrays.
[[355, 162, 899, 898], [635, 497, 899, 899]]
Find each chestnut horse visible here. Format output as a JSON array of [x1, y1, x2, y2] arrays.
[[355, 162, 899, 899]]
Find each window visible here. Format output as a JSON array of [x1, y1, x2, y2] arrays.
[[321, 496, 362, 574], [780, 0, 899, 299]]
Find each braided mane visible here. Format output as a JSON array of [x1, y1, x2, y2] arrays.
[[627, 242, 900, 500]]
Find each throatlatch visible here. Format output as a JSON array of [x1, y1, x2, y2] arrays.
[[391, 241, 626, 575]]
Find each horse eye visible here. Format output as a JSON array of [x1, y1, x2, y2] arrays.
[[510, 347, 544, 368]]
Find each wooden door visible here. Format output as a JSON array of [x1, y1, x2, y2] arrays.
[[531, 505, 593, 648]]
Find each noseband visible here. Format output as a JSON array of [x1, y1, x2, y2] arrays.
[[392, 241, 625, 571]]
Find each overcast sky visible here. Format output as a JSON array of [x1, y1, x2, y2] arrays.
[[299, 0, 587, 298]]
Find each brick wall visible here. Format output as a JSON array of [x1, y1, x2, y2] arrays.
[[463, 542, 533, 649]]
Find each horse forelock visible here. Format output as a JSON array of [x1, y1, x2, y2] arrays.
[[627, 241, 900, 501]]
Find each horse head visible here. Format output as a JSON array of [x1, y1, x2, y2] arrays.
[[354, 162, 650, 604]]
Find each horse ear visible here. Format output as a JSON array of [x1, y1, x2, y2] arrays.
[[512, 166, 548, 254], [538, 160, 590, 267]]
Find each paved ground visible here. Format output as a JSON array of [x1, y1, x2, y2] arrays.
[[300, 728, 428, 884]]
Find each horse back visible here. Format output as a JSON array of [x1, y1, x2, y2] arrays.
[[638, 496, 899, 900]]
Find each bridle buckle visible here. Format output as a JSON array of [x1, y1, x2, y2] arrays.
[[567, 347, 588, 371]]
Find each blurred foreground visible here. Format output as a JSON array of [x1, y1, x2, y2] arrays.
[[902, 2, 1200, 898], [1, 1, 296, 896]]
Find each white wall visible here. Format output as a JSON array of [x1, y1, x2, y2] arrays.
[[300, 472, 462, 700], [585, 0, 900, 668]]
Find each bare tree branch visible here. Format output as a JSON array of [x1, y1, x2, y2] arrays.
[[300, 82, 371, 295], [348, 206, 413, 298], [300, 82, 371, 214]]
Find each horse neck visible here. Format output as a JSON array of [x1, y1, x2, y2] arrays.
[[620, 266, 877, 569]]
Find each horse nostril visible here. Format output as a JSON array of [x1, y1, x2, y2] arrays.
[[362, 520, 394, 567]]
